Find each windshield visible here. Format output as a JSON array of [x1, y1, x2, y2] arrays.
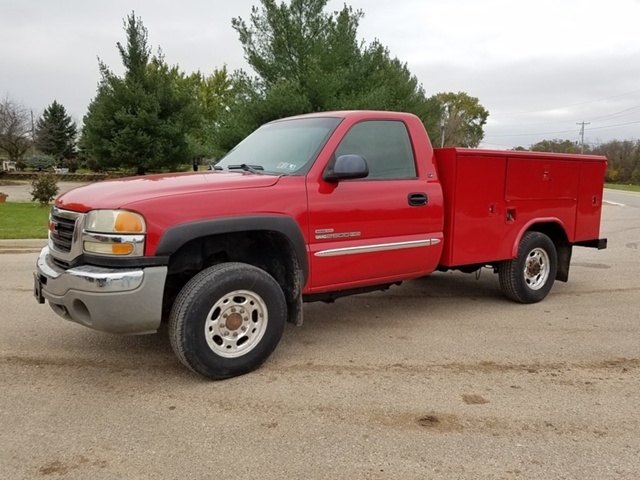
[[216, 117, 341, 175]]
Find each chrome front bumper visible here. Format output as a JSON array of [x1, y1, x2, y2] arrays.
[[35, 246, 167, 334]]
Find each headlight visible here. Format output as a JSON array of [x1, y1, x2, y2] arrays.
[[83, 210, 146, 256], [85, 210, 146, 234]]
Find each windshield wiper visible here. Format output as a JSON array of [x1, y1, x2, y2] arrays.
[[227, 164, 265, 174]]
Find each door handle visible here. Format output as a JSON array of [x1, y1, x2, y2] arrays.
[[408, 192, 428, 206]]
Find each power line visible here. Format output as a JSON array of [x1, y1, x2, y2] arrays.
[[490, 103, 640, 129], [588, 104, 640, 122], [485, 119, 640, 138], [491, 88, 640, 117], [482, 94, 640, 147], [485, 93, 640, 140], [485, 128, 577, 137], [587, 119, 640, 131]]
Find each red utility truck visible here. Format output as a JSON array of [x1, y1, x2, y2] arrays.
[[34, 111, 607, 379]]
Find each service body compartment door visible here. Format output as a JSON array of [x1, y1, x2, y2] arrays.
[[437, 153, 508, 266], [574, 160, 606, 241], [505, 159, 580, 202]]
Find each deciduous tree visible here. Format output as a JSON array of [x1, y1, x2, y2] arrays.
[[434, 92, 489, 148], [181, 66, 250, 159], [592, 139, 639, 184], [0, 96, 31, 161], [530, 139, 580, 154]]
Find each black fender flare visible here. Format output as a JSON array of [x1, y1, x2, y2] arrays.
[[155, 215, 309, 284]]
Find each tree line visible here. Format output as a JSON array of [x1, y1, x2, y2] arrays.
[[1, 0, 489, 174]]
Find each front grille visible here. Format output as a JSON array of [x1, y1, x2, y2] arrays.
[[50, 209, 79, 253]]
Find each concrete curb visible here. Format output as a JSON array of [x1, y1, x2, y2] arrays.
[[0, 239, 47, 253]]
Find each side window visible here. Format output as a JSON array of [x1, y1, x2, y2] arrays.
[[334, 120, 416, 179]]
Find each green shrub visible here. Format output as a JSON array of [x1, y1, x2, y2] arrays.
[[30, 173, 60, 205], [605, 168, 619, 183], [26, 155, 55, 171]]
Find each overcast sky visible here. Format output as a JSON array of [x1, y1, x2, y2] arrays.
[[2, 0, 640, 149]]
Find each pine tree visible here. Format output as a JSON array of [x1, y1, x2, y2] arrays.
[[81, 12, 198, 174], [219, 0, 442, 151], [35, 101, 77, 161]]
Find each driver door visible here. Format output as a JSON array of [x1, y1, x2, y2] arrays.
[[306, 120, 443, 291]]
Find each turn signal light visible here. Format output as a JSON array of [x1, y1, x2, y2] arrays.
[[115, 212, 144, 233], [84, 241, 134, 255]]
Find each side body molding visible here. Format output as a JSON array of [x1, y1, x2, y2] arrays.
[[154, 215, 309, 284]]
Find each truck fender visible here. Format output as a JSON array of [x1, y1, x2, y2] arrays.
[[511, 218, 572, 282], [155, 215, 309, 285], [510, 218, 569, 258]]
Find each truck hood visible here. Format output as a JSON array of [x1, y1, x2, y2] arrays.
[[55, 171, 281, 212]]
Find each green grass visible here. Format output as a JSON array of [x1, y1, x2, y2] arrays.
[[0, 202, 50, 239], [605, 183, 640, 192]]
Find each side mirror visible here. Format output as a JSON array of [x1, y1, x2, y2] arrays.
[[323, 154, 369, 182]]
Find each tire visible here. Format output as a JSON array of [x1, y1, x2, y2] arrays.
[[499, 232, 558, 304], [169, 262, 286, 379]]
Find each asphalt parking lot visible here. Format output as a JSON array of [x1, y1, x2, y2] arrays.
[[1, 180, 87, 202], [0, 189, 639, 479]]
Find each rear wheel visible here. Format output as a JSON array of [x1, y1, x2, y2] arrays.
[[169, 262, 286, 379], [499, 232, 557, 304]]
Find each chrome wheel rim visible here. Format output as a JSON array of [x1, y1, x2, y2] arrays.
[[204, 289, 268, 358], [524, 247, 550, 290]]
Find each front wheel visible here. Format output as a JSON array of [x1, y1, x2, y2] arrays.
[[169, 262, 286, 379], [499, 232, 558, 304]]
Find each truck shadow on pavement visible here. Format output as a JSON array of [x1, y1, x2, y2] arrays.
[[25, 272, 518, 380]]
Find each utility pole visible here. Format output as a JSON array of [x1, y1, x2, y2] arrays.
[[440, 105, 448, 148], [31, 109, 35, 156], [576, 121, 590, 153]]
